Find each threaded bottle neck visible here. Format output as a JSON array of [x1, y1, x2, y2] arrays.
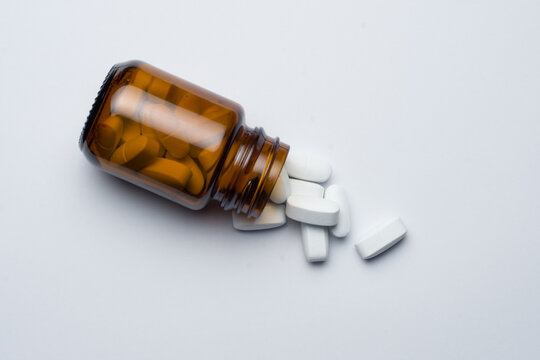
[[212, 126, 289, 218]]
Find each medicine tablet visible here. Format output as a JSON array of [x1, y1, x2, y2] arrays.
[[285, 152, 332, 183], [131, 70, 153, 90], [147, 77, 171, 99], [355, 218, 407, 259], [95, 115, 123, 159], [269, 168, 291, 204], [139, 158, 192, 190], [139, 102, 168, 136], [178, 93, 203, 114], [198, 149, 220, 172], [289, 178, 324, 198], [121, 118, 141, 143], [232, 203, 286, 231], [201, 105, 234, 125], [285, 195, 340, 226], [159, 135, 190, 159], [324, 184, 351, 238], [111, 85, 144, 120], [110, 135, 163, 170], [301, 224, 329, 262], [178, 156, 206, 195]]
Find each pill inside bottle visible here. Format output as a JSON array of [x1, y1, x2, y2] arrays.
[[80, 61, 289, 218]]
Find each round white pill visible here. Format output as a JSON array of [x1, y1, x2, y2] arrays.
[[285, 152, 332, 183], [285, 195, 340, 226], [232, 203, 286, 231], [269, 168, 291, 204], [324, 184, 351, 238]]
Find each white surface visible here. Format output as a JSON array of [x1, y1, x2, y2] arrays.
[[285, 151, 333, 183], [232, 203, 286, 231], [355, 217, 407, 259], [1, 0, 540, 359], [285, 196, 340, 226], [324, 184, 351, 237], [301, 224, 329, 262]]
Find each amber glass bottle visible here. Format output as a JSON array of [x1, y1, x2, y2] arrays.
[[80, 61, 289, 218]]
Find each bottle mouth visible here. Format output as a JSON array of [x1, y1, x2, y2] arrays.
[[245, 132, 289, 217], [79, 64, 120, 150], [213, 126, 289, 218]]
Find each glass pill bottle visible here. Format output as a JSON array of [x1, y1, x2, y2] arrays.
[[80, 61, 289, 218]]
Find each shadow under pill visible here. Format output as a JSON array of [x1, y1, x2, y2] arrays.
[[362, 236, 407, 263]]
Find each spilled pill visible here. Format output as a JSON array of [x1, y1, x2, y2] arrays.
[[293, 183, 329, 262], [285, 195, 340, 226], [289, 178, 324, 198], [324, 184, 351, 238], [301, 224, 329, 262], [285, 152, 332, 183], [232, 203, 286, 231], [269, 168, 291, 204], [355, 218, 407, 259]]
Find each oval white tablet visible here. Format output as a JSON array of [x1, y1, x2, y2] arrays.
[[269, 168, 291, 204], [232, 203, 286, 231], [301, 223, 328, 262], [355, 218, 407, 259], [324, 184, 351, 238], [285, 195, 340, 226], [289, 178, 324, 198], [285, 152, 332, 183]]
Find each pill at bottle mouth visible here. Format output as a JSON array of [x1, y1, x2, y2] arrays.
[[232, 203, 286, 231], [324, 184, 351, 238], [301, 223, 329, 262], [285, 152, 332, 183], [355, 218, 407, 259], [270, 168, 291, 204], [285, 195, 340, 226], [289, 178, 325, 198]]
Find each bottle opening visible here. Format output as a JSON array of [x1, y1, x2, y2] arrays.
[[213, 126, 289, 218]]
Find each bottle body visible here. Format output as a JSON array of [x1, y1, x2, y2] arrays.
[[80, 61, 289, 217]]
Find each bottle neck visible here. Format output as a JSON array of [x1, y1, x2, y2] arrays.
[[213, 126, 289, 218]]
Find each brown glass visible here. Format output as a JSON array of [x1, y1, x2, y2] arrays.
[[80, 61, 289, 218]]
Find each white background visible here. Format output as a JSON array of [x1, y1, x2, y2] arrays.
[[1, 0, 539, 359]]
